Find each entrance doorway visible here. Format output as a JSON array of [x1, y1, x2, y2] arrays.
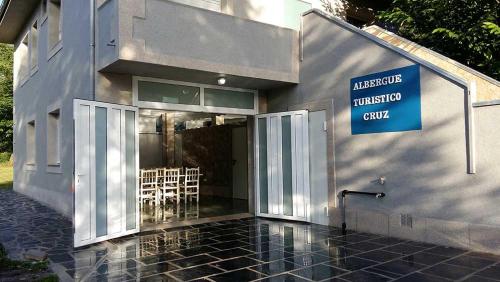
[[138, 109, 249, 227]]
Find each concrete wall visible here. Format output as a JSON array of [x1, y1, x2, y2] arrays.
[[268, 11, 500, 253], [13, 1, 92, 218], [96, 0, 299, 85]]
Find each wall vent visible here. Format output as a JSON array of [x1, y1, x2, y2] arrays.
[[400, 214, 413, 228]]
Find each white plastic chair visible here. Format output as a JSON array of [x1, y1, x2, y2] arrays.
[[158, 168, 180, 205], [180, 167, 200, 203], [139, 169, 157, 207]]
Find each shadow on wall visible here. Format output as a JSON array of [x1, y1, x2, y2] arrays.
[[267, 16, 500, 228]]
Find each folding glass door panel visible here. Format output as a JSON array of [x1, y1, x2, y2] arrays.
[[255, 111, 310, 222], [74, 99, 139, 247]]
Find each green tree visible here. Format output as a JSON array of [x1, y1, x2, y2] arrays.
[[377, 0, 500, 80], [0, 44, 13, 153]]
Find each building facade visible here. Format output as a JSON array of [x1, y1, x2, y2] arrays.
[[1, 0, 500, 253]]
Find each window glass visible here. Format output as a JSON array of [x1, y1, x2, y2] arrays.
[[204, 88, 254, 109], [48, 0, 61, 49], [258, 118, 268, 214], [95, 107, 107, 237], [47, 109, 60, 165], [281, 115, 293, 216], [31, 21, 38, 69], [138, 81, 200, 105], [26, 121, 36, 165]]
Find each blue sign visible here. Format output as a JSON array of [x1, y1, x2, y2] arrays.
[[350, 65, 421, 135]]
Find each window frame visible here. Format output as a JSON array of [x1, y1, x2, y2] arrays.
[[47, 0, 63, 60], [25, 118, 37, 170], [46, 104, 62, 173], [30, 19, 39, 75], [132, 76, 258, 115], [19, 32, 30, 86]]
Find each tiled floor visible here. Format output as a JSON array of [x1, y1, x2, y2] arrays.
[[1, 189, 500, 281], [141, 195, 249, 227]]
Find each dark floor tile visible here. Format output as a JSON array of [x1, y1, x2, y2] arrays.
[[356, 250, 403, 262], [243, 242, 283, 253], [467, 252, 500, 262], [402, 252, 449, 265], [48, 253, 74, 263], [174, 245, 219, 257], [393, 272, 451, 282], [425, 246, 468, 257], [344, 242, 385, 252], [291, 264, 347, 281], [212, 234, 248, 242], [326, 256, 378, 271], [446, 254, 497, 269], [251, 259, 302, 275], [256, 273, 310, 282], [209, 268, 266, 282], [138, 252, 183, 265], [139, 273, 177, 281], [249, 250, 291, 262], [87, 272, 135, 282], [422, 263, 477, 280], [313, 246, 361, 259], [338, 270, 391, 282], [462, 275, 500, 282], [369, 259, 427, 275], [212, 256, 260, 271], [364, 268, 402, 279], [170, 254, 218, 268], [369, 237, 407, 246], [128, 262, 178, 278], [210, 240, 250, 250], [336, 234, 372, 243], [286, 253, 331, 266], [168, 264, 223, 281], [209, 247, 253, 259], [382, 243, 425, 255], [475, 264, 500, 280]]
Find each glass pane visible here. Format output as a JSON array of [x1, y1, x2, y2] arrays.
[[281, 116, 293, 216], [125, 111, 136, 230], [258, 118, 268, 214], [95, 107, 107, 237], [204, 88, 254, 109], [138, 81, 200, 105]]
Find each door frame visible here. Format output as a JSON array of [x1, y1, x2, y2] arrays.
[[254, 110, 311, 222], [73, 99, 140, 247]]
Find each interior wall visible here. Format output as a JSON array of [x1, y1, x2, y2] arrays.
[[232, 126, 248, 199]]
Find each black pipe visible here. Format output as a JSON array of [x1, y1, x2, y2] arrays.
[[340, 189, 386, 235]]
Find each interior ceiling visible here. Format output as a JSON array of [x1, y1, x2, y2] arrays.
[[139, 109, 247, 123]]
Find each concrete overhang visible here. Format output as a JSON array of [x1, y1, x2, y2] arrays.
[[0, 0, 39, 44], [101, 60, 296, 90]]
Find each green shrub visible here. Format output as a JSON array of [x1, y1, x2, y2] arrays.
[[0, 152, 10, 164]]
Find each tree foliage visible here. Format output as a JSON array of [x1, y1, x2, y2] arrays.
[[377, 0, 500, 80], [0, 44, 13, 153]]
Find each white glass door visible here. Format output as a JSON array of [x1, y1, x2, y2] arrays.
[[74, 99, 140, 247], [255, 110, 310, 222]]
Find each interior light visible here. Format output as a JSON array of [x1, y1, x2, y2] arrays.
[[217, 77, 226, 85]]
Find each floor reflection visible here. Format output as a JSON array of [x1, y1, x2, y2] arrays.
[[140, 195, 249, 226]]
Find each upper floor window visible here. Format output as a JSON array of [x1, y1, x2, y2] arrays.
[[30, 21, 38, 71], [19, 34, 29, 81], [48, 0, 62, 51], [26, 120, 36, 166]]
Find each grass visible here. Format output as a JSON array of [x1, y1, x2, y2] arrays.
[[0, 163, 12, 189]]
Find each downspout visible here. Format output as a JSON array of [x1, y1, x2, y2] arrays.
[[90, 0, 96, 100]]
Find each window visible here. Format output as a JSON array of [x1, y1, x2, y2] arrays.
[[48, 0, 61, 50], [138, 81, 200, 105], [19, 34, 29, 80], [26, 120, 36, 166], [30, 21, 38, 71], [47, 109, 61, 166], [204, 88, 254, 109]]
